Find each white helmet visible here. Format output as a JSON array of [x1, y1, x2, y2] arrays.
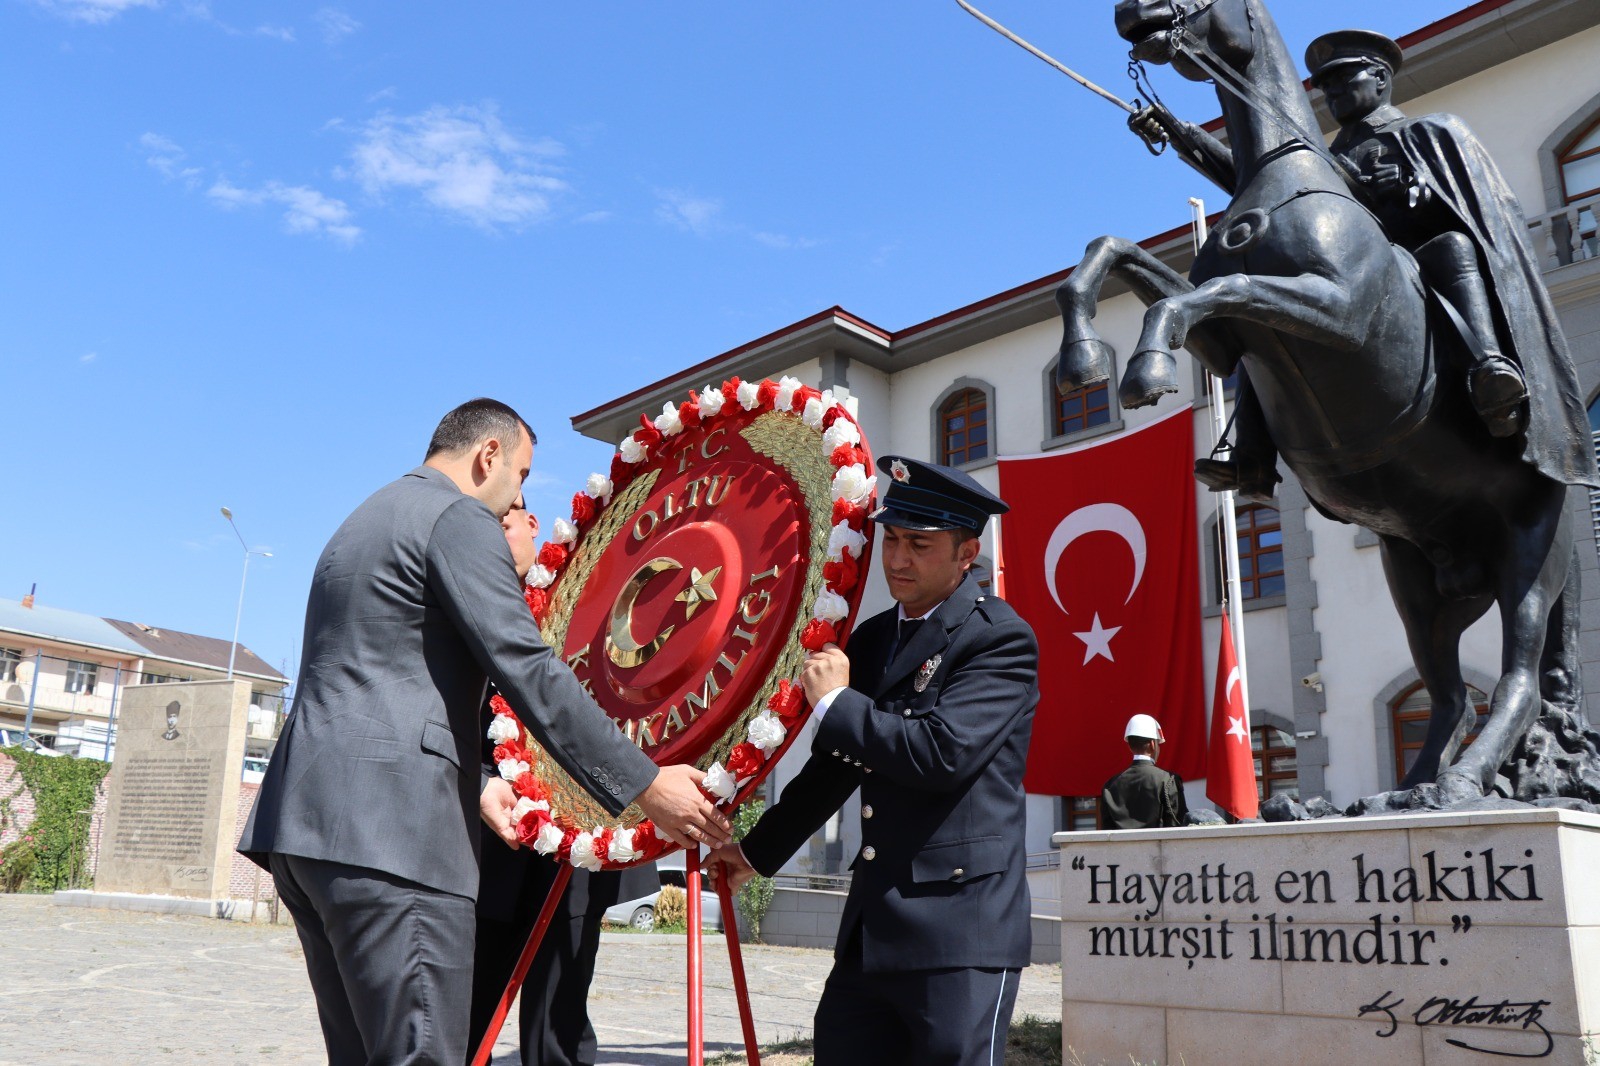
[[1124, 714, 1165, 742]]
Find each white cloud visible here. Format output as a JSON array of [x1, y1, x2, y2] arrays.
[[654, 187, 819, 250], [575, 210, 615, 224], [33, 0, 158, 23], [254, 24, 294, 42], [655, 189, 722, 236], [80, 351, 98, 364], [314, 7, 359, 43], [208, 178, 361, 245], [141, 132, 203, 188], [345, 105, 567, 229]]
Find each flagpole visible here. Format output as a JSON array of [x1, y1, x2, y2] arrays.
[[1192, 197, 1251, 721]]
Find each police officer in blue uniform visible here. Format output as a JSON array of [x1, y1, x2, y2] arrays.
[[708, 455, 1040, 1065]]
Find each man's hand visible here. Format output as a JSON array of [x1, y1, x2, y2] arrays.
[[635, 764, 733, 851], [801, 643, 850, 705], [479, 776, 521, 850], [703, 845, 759, 893]]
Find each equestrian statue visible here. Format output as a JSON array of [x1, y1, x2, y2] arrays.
[[1042, 0, 1600, 810]]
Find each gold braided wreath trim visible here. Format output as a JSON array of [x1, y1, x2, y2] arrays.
[[485, 375, 876, 870]]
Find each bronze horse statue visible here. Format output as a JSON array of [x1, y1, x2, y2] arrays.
[[1054, 0, 1599, 805]]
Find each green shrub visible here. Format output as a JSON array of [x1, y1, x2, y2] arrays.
[[655, 883, 687, 930], [1, 750, 107, 892], [0, 836, 39, 893], [733, 800, 776, 942]]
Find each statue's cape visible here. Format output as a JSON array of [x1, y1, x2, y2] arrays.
[[1368, 111, 1598, 489]]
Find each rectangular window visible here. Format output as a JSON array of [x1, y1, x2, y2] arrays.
[[1061, 796, 1103, 831], [65, 660, 99, 695], [1055, 382, 1112, 437], [0, 647, 20, 683], [140, 672, 186, 685]]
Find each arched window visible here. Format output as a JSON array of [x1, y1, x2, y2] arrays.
[[1225, 504, 1283, 601], [1054, 382, 1112, 438], [1390, 681, 1488, 783], [1557, 115, 1600, 261], [938, 388, 989, 466]]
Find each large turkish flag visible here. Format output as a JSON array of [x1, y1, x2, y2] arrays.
[[998, 407, 1205, 796]]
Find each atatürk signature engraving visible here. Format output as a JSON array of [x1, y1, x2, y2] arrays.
[[1359, 990, 1554, 1058]]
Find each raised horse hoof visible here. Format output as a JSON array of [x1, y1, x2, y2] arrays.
[[1055, 337, 1114, 394], [1194, 459, 1281, 503], [1470, 358, 1528, 438], [1119, 348, 1179, 409], [1434, 770, 1484, 806]]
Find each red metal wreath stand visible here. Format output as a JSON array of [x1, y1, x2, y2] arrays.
[[470, 848, 762, 1066]]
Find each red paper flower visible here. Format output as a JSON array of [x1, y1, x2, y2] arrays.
[[821, 406, 850, 430], [489, 693, 513, 719], [726, 742, 764, 782], [571, 492, 596, 525], [768, 680, 804, 723], [592, 826, 615, 860], [801, 618, 838, 651], [756, 379, 779, 410], [516, 807, 552, 846], [493, 741, 528, 766], [795, 385, 822, 410], [679, 397, 703, 429], [721, 377, 743, 406], [513, 775, 549, 802], [823, 554, 859, 593], [635, 414, 664, 449], [524, 585, 549, 619], [609, 452, 634, 489], [830, 444, 867, 470], [831, 499, 867, 527], [537, 542, 569, 570]]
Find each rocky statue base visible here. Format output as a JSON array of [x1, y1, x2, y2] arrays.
[[1054, 809, 1600, 1065]]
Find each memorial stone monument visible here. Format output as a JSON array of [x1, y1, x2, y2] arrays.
[[96, 679, 251, 900]]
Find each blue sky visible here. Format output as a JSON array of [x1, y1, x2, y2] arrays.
[[1, 0, 1470, 683]]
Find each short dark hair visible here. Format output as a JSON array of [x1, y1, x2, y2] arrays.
[[425, 398, 535, 459], [1128, 736, 1157, 756]]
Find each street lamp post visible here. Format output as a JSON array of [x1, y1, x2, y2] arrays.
[[221, 507, 273, 680]]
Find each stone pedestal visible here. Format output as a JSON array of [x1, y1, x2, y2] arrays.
[[95, 680, 250, 900], [1055, 809, 1600, 1065]]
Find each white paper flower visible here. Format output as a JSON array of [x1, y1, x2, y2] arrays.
[[822, 418, 861, 452], [551, 517, 579, 546], [747, 710, 788, 753], [569, 831, 603, 871], [533, 823, 565, 855], [653, 402, 684, 436], [585, 473, 614, 502], [802, 396, 827, 429], [775, 375, 803, 412], [702, 761, 738, 801], [498, 758, 531, 781], [608, 827, 644, 863], [527, 564, 557, 589], [487, 716, 521, 744], [511, 796, 549, 823], [619, 435, 647, 463], [828, 521, 868, 560], [736, 380, 761, 410], [652, 820, 674, 842], [830, 464, 876, 505], [813, 588, 850, 624], [699, 386, 725, 417]]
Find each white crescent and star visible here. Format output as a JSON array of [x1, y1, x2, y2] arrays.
[[1224, 666, 1248, 743], [1044, 503, 1147, 664]]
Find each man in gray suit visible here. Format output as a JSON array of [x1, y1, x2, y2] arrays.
[[239, 398, 729, 1065]]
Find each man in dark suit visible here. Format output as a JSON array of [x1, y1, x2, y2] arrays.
[[708, 455, 1039, 1066], [1100, 714, 1190, 830], [238, 398, 730, 1066], [467, 494, 652, 1066]]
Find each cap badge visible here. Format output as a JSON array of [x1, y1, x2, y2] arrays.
[[890, 459, 911, 484]]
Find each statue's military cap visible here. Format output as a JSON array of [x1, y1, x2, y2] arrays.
[[869, 455, 1009, 533], [1305, 29, 1404, 85]]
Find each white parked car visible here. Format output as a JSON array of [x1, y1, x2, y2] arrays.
[[0, 729, 64, 756], [602, 853, 725, 932], [242, 757, 269, 784]]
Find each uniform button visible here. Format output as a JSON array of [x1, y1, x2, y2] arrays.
[[862, 846, 877, 861], [861, 805, 873, 819], [977, 596, 986, 603], [832, 750, 841, 758], [902, 709, 911, 717], [952, 867, 965, 879]]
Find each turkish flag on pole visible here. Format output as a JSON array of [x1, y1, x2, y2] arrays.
[[1206, 612, 1259, 819], [998, 407, 1205, 796]]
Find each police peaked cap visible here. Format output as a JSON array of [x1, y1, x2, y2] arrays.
[[869, 455, 1009, 533]]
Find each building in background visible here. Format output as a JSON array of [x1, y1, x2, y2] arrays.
[[568, 0, 1600, 879], [0, 591, 289, 767]]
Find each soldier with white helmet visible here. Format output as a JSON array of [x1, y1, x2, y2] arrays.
[[1100, 714, 1190, 830]]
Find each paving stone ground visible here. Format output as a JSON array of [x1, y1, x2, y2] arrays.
[[0, 895, 1061, 1064]]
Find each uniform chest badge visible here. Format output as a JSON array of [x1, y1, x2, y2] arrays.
[[914, 655, 942, 692]]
